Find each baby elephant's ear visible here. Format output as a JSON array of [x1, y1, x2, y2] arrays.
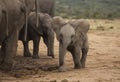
[[52, 16, 66, 33], [69, 19, 90, 33]]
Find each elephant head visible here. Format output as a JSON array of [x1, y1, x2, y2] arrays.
[[39, 13, 52, 30], [52, 16, 76, 49], [52, 17, 89, 49]]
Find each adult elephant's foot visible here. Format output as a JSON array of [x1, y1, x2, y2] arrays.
[[32, 55, 40, 59], [0, 62, 13, 71], [48, 54, 55, 58], [0, 50, 3, 63], [58, 66, 66, 72], [0, 56, 3, 63], [24, 52, 32, 57]]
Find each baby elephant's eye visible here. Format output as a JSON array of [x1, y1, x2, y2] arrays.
[[59, 33, 63, 38], [59, 38, 63, 44], [59, 33, 63, 44]]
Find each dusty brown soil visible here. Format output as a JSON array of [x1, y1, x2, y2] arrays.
[[0, 19, 120, 82]]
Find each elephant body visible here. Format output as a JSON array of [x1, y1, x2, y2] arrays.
[[0, 0, 38, 70], [52, 17, 89, 72], [19, 12, 54, 59]]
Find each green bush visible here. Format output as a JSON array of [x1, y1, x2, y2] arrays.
[[55, 0, 120, 19]]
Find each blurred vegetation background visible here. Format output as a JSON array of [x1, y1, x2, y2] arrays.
[[55, 0, 120, 19]]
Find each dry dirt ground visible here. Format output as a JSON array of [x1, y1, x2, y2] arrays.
[[0, 19, 120, 82]]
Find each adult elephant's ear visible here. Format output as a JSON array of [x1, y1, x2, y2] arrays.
[[69, 19, 90, 34]]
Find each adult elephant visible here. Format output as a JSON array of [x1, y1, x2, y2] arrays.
[[0, 0, 38, 71]]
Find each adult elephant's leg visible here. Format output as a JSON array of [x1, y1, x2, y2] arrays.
[[22, 41, 32, 57], [0, 30, 18, 71], [43, 33, 54, 58], [0, 7, 3, 62], [32, 36, 40, 59], [0, 47, 2, 62], [0, 43, 5, 63], [0, 53, 1, 63]]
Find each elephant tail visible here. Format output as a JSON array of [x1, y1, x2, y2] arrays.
[[21, 3, 28, 42], [24, 9, 28, 41], [35, 0, 39, 28], [21, 0, 39, 41]]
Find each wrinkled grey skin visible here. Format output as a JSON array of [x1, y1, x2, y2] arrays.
[[0, 0, 38, 71], [52, 16, 89, 72], [19, 12, 54, 59], [33, 0, 55, 17]]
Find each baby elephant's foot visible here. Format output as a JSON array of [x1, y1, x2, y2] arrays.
[[81, 63, 85, 68], [74, 63, 82, 69], [48, 54, 55, 58], [32, 55, 40, 59], [58, 66, 66, 72], [24, 53, 32, 57]]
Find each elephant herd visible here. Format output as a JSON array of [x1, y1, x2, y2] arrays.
[[0, 0, 89, 72]]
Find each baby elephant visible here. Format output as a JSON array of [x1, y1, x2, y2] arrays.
[[52, 16, 89, 72], [19, 12, 54, 59]]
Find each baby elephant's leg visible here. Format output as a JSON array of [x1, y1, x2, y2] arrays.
[[81, 48, 88, 68], [70, 46, 82, 69], [81, 37, 89, 68], [43, 34, 54, 58], [32, 37, 40, 59], [22, 41, 32, 57]]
